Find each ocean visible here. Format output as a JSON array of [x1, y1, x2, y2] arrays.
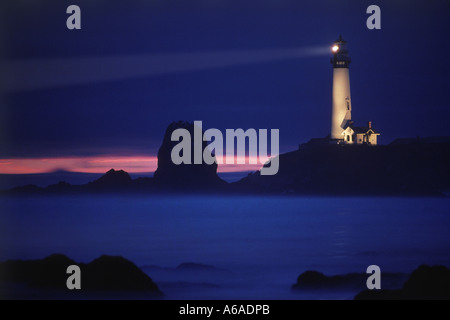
[[1, 195, 449, 299]]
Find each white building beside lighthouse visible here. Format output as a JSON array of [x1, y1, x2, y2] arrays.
[[330, 35, 380, 145]]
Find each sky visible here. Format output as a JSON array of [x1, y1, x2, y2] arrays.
[[0, 0, 449, 177]]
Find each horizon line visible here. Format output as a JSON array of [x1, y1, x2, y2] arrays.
[[0, 155, 266, 175]]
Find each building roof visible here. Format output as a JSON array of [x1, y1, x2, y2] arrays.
[[345, 124, 380, 135]]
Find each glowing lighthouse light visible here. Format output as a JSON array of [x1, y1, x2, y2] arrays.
[[332, 45, 339, 53]]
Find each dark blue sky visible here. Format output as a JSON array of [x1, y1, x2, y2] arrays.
[[0, 0, 449, 160]]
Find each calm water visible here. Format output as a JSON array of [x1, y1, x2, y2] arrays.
[[1, 195, 449, 299]]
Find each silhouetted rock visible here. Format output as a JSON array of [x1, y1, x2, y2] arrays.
[[87, 169, 132, 190], [45, 181, 78, 193], [402, 265, 450, 298], [9, 184, 43, 194], [132, 177, 155, 190], [390, 136, 450, 145], [292, 271, 342, 289], [82, 255, 161, 292], [38, 169, 154, 194], [355, 265, 450, 300], [0, 254, 77, 290], [0, 254, 162, 297], [234, 140, 450, 196], [292, 270, 407, 291], [153, 121, 227, 190]]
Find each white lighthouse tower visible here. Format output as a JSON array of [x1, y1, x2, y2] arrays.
[[330, 35, 352, 140]]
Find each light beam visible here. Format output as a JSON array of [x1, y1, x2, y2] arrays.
[[0, 46, 329, 93]]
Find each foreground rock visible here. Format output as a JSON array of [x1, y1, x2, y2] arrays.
[[0, 254, 162, 298], [292, 270, 406, 292], [355, 265, 450, 300]]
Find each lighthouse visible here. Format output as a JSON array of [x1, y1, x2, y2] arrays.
[[330, 35, 352, 140], [299, 35, 380, 149]]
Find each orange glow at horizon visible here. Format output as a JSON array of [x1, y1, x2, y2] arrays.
[[0, 156, 158, 174], [0, 155, 271, 175]]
